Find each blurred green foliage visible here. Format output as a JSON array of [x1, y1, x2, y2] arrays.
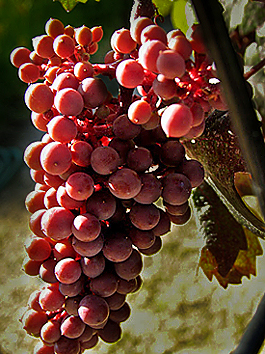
[[0, 0, 132, 131]]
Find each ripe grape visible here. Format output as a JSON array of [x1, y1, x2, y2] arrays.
[[18, 62, 40, 83], [70, 140, 93, 167], [114, 249, 143, 280], [162, 173, 192, 206], [72, 212, 101, 242], [40, 142, 72, 175], [116, 59, 144, 89], [90, 146, 120, 175], [72, 233, 104, 257], [10, 46, 31, 67], [54, 257, 82, 284], [129, 227, 156, 249], [80, 253, 105, 278], [25, 83, 54, 114], [32, 35, 55, 58], [78, 77, 108, 108], [140, 24, 167, 44], [75, 25, 93, 46], [54, 88, 84, 116], [41, 206, 75, 240], [97, 319, 122, 343], [53, 34, 75, 58], [105, 292, 126, 310], [65, 172, 94, 200], [111, 28, 137, 54], [156, 50, 186, 79], [39, 285, 65, 311], [22, 309, 48, 336], [152, 74, 177, 100], [40, 320, 61, 344], [168, 35, 192, 60], [45, 18, 65, 39], [103, 232, 133, 262], [59, 276, 84, 297], [91, 26, 103, 42], [52, 72, 79, 91], [108, 168, 142, 199], [159, 140, 185, 167], [60, 315, 86, 339], [129, 203, 160, 230], [47, 116, 77, 143], [56, 185, 84, 209], [73, 62, 94, 81], [86, 190, 116, 220], [54, 336, 80, 354], [39, 258, 58, 283], [161, 103, 193, 138], [78, 294, 110, 327], [138, 235, 162, 255], [112, 114, 141, 140], [128, 99, 152, 125], [25, 236, 52, 261], [90, 271, 118, 297], [109, 302, 131, 323], [130, 16, 154, 44], [138, 40, 167, 73]]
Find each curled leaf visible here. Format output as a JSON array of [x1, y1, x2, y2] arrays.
[[184, 110, 265, 237]]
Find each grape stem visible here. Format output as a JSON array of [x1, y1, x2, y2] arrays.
[[244, 57, 265, 80]]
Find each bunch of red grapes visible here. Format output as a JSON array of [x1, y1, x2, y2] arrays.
[[10, 16, 225, 354]]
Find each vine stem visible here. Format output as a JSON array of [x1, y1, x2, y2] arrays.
[[244, 57, 265, 80]]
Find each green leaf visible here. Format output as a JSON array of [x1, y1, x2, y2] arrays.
[[152, 0, 173, 17], [193, 181, 248, 279], [171, 0, 197, 34], [55, 0, 89, 12]]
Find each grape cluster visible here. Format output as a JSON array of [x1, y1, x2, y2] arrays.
[[10, 16, 219, 354]]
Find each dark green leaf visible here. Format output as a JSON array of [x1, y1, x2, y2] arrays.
[[183, 110, 265, 237], [55, 0, 89, 12]]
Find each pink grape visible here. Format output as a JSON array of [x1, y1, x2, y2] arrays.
[[90, 271, 118, 297], [139, 235, 162, 255], [54, 337, 80, 354], [128, 99, 152, 125], [56, 185, 84, 209], [103, 232, 133, 262], [90, 146, 120, 175], [24, 141, 46, 171], [168, 35, 192, 60], [78, 294, 110, 327], [116, 59, 144, 89], [47, 116, 77, 143], [54, 257, 82, 284], [31, 111, 51, 132], [138, 40, 167, 73], [130, 16, 154, 44], [161, 103, 193, 138], [151, 209, 171, 235], [18, 62, 40, 83], [129, 203, 160, 230], [140, 24, 167, 44], [53, 239, 76, 261], [10, 46, 31, 67], [159, 140, 185, 167], [45, 18, 64, 38], [65, 172, 94, 201], [114, 249, 143, 280], [72, 213, 101, 242], [25, 189, 45, 213], [78, 77, 108, 108], [40, 141, 72, 175], [80, 254, 105, 278], [52, 72, 79, 91], [190, 102, 204, 127], [39, 259, 58, 283], [73, 62, 94, 81], [75, 25, 93, 46], [25, 236, 51, 261], [22, 309, 47, 336], [111, 28, 137, 53], [72, 233, 104, 257], [112, 114, 141, 140], [32, 35, 55, 58], [156, 50, 186, 79], [105, 292, 126, 310], [127, 146, 153, 172], [152, 74, 177, 100], [117, 278, 137, 295], [60, 315, 86, 339], [40, 320, 61, 344], [162, 173, 192, 205], [108, 168, 142, 199], [39, 285, 65, 312], [29, 209, 47, 238], [34, 342, 55, 354], [41, 206, 75, 240], [134, 173, 162, 204], [25, 83, 54, 114], [53, 34, 75, 58], [109, 302, 131, 323], [70, 140, 93, 167], [91, 25, 103, 42], [54, 88, 84, 116], [129, 227, 156, 249], [86, 190, 116, 220]]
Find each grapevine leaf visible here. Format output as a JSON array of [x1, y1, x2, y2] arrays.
[[55, 0, 88, 12], [152, 0, 173, 17], [171, 0, 192, 34], [183, 110, 265, 237], [194, 181, 263, 288], [192, 181, 248, 279]]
